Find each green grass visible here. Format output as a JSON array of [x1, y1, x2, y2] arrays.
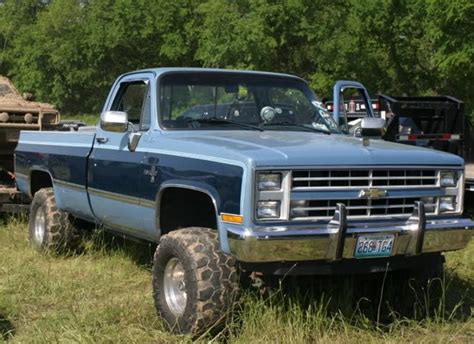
[[0, 216, 472, 343]]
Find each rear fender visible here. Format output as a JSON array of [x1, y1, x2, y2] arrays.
[[28, 168, 65, 207]]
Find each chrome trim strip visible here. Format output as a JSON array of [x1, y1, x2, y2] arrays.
[[294, 203, 437, 211], [293, 176, 437, 181], [53, 179, 85, 192], [88, 187, 140, 206], [140, 199, 155, 209], [255, 165, 463, 170], [290, 213, 434, 221], [20, 140, 93, 148], [292, 185, 438, 191], [52, 181, 157, 209]]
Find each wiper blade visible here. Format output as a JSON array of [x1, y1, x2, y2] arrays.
[[261, 121, 330, 135], [187, 118, 264, 131]]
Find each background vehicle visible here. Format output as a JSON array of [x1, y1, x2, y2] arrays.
[[377, 95, 474, 193], [0, 76, 60, 213], [0, 76, 86, 213], [324, 97, 382, 121], [325, 86, 474, 202]]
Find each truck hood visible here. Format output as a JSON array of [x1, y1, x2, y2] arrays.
[[162, 130, 464, 168]]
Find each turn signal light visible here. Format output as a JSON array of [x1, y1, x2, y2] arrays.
[[221, 213, 244, 224]]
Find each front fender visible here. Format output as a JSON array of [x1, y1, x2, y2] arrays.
[[155, 180, 237, 251], [157, 180, 221, 213]]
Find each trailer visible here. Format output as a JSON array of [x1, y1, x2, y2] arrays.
[[324, 92, 474, 212], [378, 95, 474, 193]]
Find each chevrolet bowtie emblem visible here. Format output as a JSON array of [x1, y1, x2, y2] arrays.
[[359, 188, 387, 199]]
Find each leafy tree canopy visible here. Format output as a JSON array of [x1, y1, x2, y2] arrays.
[[0, 0, 472, 115]]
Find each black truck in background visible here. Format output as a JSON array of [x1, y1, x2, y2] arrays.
[[324, 94, 474, 201]]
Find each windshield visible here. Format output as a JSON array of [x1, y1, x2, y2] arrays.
[[159, 73, 339, 133]]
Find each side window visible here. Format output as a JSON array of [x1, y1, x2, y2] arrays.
[[111, 80, 151, 130]]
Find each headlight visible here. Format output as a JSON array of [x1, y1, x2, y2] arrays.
[[440, 171, 457, 187], [439, 196, 455, 213], [257, 173, 282, 191], [257, 201, 281, 219]]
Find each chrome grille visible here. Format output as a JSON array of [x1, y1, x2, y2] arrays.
[[290, 197, 437, 220], [290, 169, 439, 221], [292, 169, 438, 190]]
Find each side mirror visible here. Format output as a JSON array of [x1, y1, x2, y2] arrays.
[[360, 117, 386, 137], [100, 111, 128, 132]]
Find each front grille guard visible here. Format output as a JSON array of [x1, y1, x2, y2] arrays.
[[326, 201, 426, 261]]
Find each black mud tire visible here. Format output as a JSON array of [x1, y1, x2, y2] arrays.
[[28, 187, 81, 252], [152, 227, 238, 336]]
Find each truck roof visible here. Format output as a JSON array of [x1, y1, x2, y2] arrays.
[[119, 67, 306, 83]]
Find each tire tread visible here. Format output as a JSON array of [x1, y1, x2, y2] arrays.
[[28, 187, 81, 251], [153, 227, 238, 335]]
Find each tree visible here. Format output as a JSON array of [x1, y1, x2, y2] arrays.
[[0, 0, 48, 74], [0, 0, 472, 115], [426, 0, 474, 111]]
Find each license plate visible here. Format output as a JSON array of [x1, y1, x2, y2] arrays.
[[354, 234, 394, 258]]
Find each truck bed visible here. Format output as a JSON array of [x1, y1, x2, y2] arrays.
[[15, 130, 95, 193], [15, 129, 97, 218]]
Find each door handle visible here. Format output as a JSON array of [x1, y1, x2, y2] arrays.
[[96, 137, 109, 144]]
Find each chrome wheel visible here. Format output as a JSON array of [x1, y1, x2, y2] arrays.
[[34, 207, 46, 245], [164, 257, 187, 316]]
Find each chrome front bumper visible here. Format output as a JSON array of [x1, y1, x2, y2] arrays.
[[227, 202, 474, 263]]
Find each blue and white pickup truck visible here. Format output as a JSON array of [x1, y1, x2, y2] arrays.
[[15, 68, 473, 335]]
